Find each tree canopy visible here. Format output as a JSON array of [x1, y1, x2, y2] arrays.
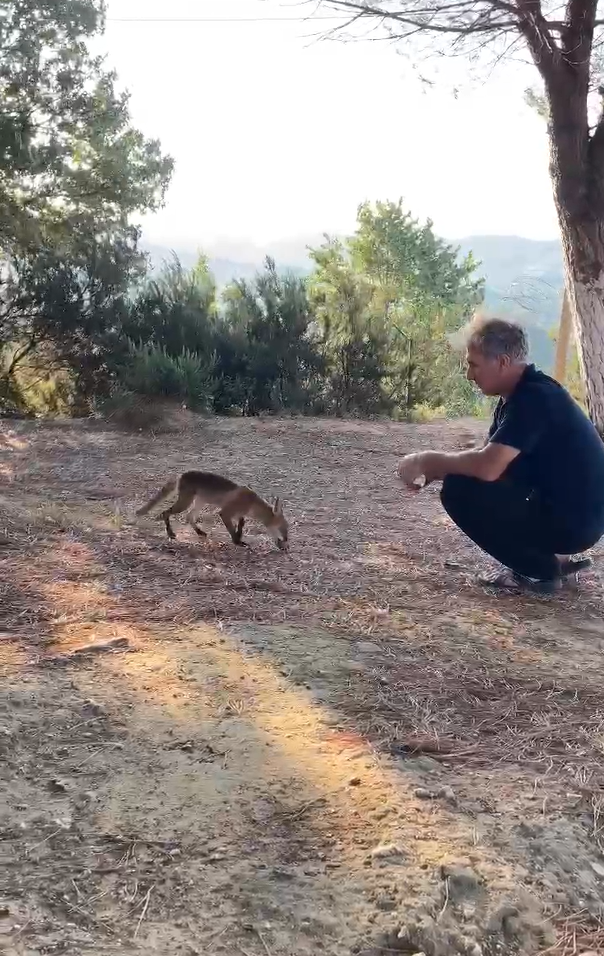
[[0, 0, 172, 253]]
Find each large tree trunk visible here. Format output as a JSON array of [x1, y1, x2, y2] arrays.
[[547, 70, 604, 433], [556, 216, 604, 432]]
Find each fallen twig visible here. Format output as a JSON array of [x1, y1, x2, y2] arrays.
[[44, 636, 130, 665], [437, 877, 449, 923], [133, 885, 153, 940]]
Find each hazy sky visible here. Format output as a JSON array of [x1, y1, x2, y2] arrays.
[[102, 0, 559, 248]]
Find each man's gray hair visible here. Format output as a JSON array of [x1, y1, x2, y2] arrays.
[[449, 315, 529, 362]]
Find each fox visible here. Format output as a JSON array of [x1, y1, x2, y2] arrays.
[[135, 471, 289, 551]]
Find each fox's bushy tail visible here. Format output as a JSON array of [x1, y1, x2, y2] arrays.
[[135, 478, 177, 516]]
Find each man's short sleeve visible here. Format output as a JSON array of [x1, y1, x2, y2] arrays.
[[487, 399, 501, 439], [488, 391, 544, 454]]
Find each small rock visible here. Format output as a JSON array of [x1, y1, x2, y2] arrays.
[[342, 662, 366, 674], [375, 896, 397, 912], [414, 788, 435, 800], [48, 778, 68, 794], [73, 791, 93, 810], [441, 863, 481, 900], [486, 904, 519, 936], [590, 862, 604, 878], [349, 777, 362, 787], [438, 786, 457, 803], [356, 641, 381, 654], [465, 943, 483, 956], [518, 820, 541, 838], [371, 842, 406, 862], [399, 755, 441, 773]]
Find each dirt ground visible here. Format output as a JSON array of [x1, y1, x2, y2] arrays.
[[2, 413, 604, 956]]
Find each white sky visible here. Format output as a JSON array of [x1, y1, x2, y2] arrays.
[[102, 0, 559, 249]]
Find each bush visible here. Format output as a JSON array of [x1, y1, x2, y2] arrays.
[[121, 342, 216, 411]]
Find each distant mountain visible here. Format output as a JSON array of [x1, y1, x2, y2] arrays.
[[143, 243, 259, 287], [143, 242, 309, 288], [455, 235, 564, 372], [457, 235, 563, 325], [142, 233, 564, 372]]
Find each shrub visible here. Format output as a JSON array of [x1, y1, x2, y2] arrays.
[[121, 342, 216, 411]]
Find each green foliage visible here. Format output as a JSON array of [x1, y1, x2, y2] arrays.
[[350, 200, 482, 309], [308, 239, 393, 415], [0, 0, 173, 415], [215, 258, 324, 415], [309, 200, 484, 417], [0, 236, 142, 411], [0, 0, 173, 254], [124, 254, 218, 356], [113, 204, 487, 423], [121, 343, 215, 411]]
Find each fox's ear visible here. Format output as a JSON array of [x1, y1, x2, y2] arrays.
[[273, 497, 281, 514]]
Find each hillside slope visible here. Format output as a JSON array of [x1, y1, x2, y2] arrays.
[[2, 414, 604, 956]]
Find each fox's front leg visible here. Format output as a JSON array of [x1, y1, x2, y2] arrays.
[[160, 508, 177, 540], [219, 510, 247, 546]]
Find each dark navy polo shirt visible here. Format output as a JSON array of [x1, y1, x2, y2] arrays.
[[488, 364, 604, 525]]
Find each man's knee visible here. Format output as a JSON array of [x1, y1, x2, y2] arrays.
[[440, 474, 478, 518]]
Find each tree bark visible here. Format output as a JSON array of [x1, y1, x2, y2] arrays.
[[556, 215, 604, 431], [553, 287, 571, 384]]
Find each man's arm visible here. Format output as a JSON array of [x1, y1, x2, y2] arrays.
[[425, 389, 546, 483], [421, 442, 520, 483], [398, 391, 544, 489]]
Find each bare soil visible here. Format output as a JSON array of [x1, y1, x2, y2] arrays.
[[2, 413, 604, 956]]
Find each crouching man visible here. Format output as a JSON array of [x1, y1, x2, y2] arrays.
[[397, 316, 604, 594]]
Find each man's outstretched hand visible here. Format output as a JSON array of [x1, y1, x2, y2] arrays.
[[397, 452, 435, 491], [398, 442, 519, 489]]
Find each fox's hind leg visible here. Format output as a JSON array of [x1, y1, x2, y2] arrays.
[[160, 489, 195, 540], [186, 505, 208, 539]]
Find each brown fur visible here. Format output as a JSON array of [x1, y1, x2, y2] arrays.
[[136, 470, 289, 550]]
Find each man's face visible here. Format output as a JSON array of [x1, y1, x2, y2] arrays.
[[465, 344, 508, 396]]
